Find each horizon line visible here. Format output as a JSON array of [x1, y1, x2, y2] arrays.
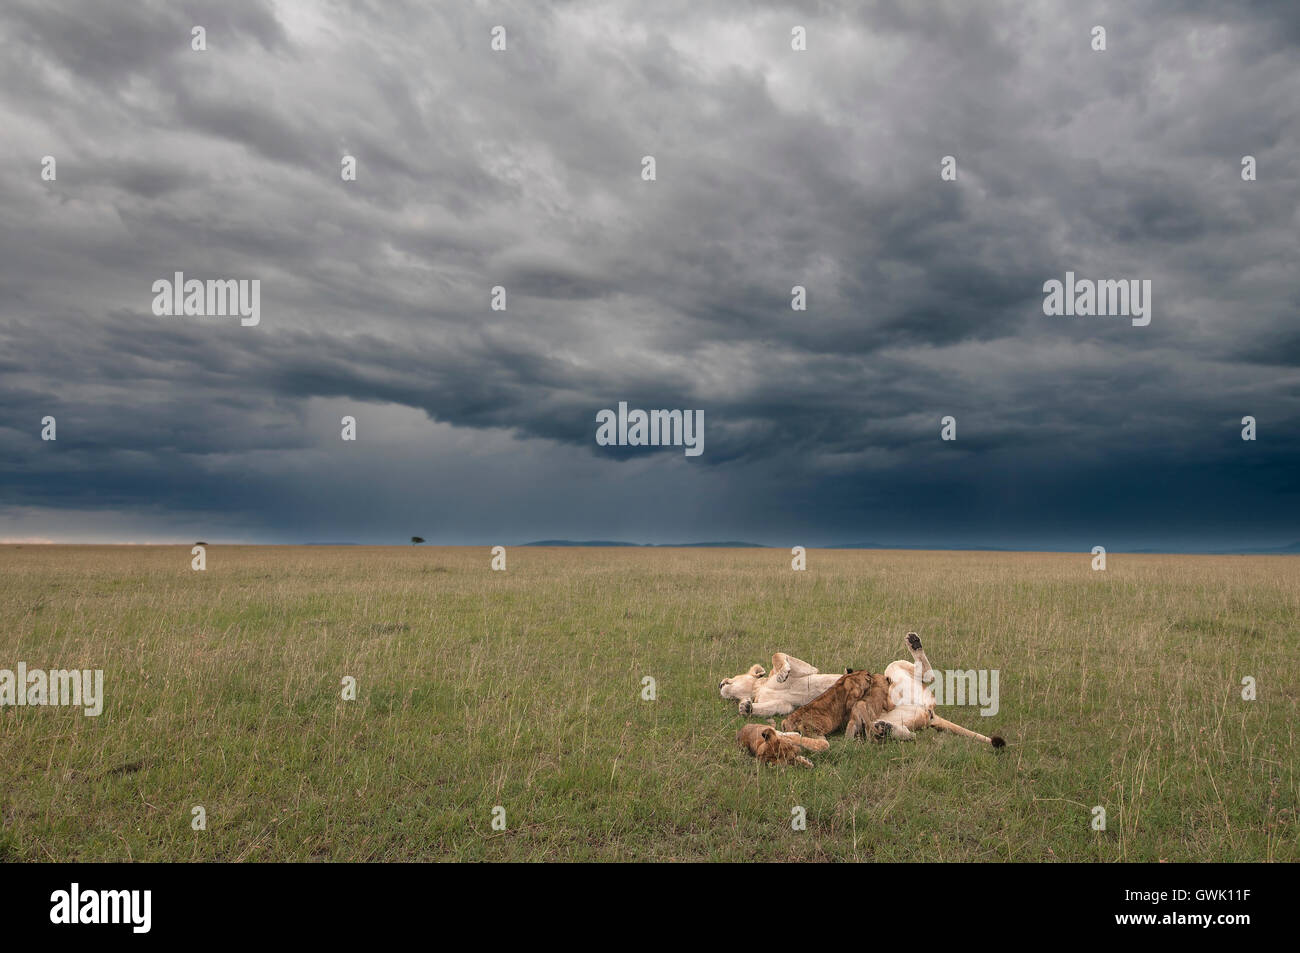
[[2, 540, 1297, 556]]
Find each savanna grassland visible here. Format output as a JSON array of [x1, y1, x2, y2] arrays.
[[0, 544, 1295, 862]]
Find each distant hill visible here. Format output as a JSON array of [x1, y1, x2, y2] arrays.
[[522, 540, 641, 547], [1122, 542, 1300, 555], [831, 542, 1013, 551], [521, 540, 765, 548], [1264, 541, 1300, 554]]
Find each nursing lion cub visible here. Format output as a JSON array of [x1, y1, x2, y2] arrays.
[[780, 668, 892, 740], [736, 723, 830, 768]]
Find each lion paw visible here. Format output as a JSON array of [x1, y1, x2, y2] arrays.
[[871, 720, 893, 742], [906, 632, 922, 652], [739, 699, 753, 715]]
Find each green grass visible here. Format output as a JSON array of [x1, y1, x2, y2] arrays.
[[0, 544, 1295, 861]]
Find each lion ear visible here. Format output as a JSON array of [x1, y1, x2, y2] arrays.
[[845, 667, 854, 674], [761, 728, 775, 740]]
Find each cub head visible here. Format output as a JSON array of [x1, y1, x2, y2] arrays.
[[840, 668, 874, 701], [838, 669, 891, 706], [737, 722, 778, 755]]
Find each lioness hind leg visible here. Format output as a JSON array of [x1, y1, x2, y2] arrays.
[[771, 653, 791, 683], [772, 652, 818, 684], [930, 714, 1006, 748], [872, 707, 921, 741], [872, 719, 914, 741]]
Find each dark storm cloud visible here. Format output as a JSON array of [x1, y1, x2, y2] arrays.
[[0, 0, 1296, 547]]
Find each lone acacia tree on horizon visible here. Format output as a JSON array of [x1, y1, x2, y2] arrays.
[[411, 536, 425, 545]]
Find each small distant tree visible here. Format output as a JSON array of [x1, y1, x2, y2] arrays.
[[411, 536, 425, 545]]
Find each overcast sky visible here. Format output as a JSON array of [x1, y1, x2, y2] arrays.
[[1, 0, 1297, 550]]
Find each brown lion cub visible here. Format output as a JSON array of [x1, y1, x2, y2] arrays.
[[781, 668, 892, 740], [737, 723, 830, 768]]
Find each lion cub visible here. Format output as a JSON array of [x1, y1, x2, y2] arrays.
[[737, 723, 830, 768], [781, 668, 892, 740]]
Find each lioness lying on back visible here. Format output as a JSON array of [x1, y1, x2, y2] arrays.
[[872, 633, 1005, 747], [719, 652, 841, 716], [736, 723, 829, 768], [725, 635, 1006, 749]]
